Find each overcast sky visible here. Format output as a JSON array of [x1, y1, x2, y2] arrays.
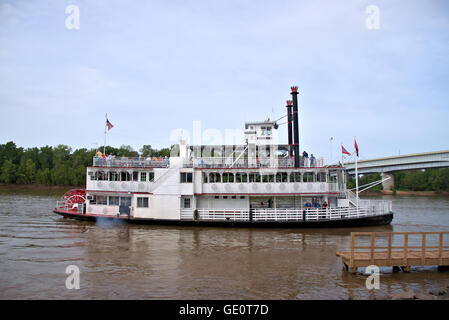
[[1, 0, 448, 162]]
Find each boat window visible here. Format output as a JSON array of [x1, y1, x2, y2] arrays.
[[266, 127, 272, 136], [203, 172, 208, 183], [121, 171, 131, 181], [294, 172, 301, 183], [275, 172, 288, 183], [183, 198, 190, 208], [137, 197, 149, 208], [317, 172, 327, 182], [245, 173, 260, 183], [276, 173, 282, 183], [262, 174, 274, 183], [180, 172, 193, 183], [289, 173, 295, 182], [148, 172, 154, 182], [236, 173, 247, 183], [120, 197, 131, 206], [281, 172, 288, 182], [329, 170, 337, 183], [133, 171, 139, 182], [109, 171, 119, 181], [140, 172, 147, 182], [303, 172, 314, 182], [96, 195, 107, 205], [108, 196, 119, 206], [97, 171, 106, 181], [223, 172, 234, 183]]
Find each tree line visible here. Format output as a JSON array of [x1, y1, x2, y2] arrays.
[[0, 141, 175, 186], [347, 169, 449, 192]]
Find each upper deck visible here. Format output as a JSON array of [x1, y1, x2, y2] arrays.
[[92, 156, 326, 169], [93, 156, 169, 168]]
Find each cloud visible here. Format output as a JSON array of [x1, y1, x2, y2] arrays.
[[0, 0, 448, 159]]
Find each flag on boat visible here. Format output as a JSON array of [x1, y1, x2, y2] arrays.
[[106, 119, 114, 130], [354, 138, 359, 157], [342, 145, 350, 156]]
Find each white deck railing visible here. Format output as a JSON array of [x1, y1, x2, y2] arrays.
[[93, 157, 169, 168], [183, 157, 325, 168], [180, 201, 392, 222]]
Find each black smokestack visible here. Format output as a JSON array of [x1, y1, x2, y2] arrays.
[[290, 86, 299, 167], [286, 100, 293, 157]]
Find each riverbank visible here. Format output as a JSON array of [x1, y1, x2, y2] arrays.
[[0, 183, 79, 196], [362, 190, 449, 196], [382, 285, 449, 300]]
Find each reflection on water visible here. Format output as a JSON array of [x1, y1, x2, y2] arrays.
[[0, 193, 448, 299]]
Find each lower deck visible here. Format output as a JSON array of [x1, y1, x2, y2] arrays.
[[54, 208, 393, 228], [57, 190, 393, 225]]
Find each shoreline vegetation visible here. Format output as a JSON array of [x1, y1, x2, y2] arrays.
[[1, 141, 449, 195]]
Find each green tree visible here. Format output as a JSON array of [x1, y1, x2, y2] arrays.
[[0, 160, 17, 183], [38, 146, 54, 170], [36, 168, 51, 185], [140, 145, 154, 157]]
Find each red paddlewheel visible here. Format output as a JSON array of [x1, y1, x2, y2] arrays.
[[61, 189, 86, 208]]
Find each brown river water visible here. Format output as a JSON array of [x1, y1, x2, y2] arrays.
[[0, 191, 448, 300]]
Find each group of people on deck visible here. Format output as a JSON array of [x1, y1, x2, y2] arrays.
[[95, 152, 114, 161], [301, 151, 316, 167], [146, 156, 169, 162], [304, 199, 328, 209], [94, 152, 169, 166]]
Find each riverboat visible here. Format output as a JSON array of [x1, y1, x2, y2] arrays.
[[54, 87, 393, 227]]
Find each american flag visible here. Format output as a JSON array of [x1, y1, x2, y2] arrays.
[[106, 119, 114, 130]]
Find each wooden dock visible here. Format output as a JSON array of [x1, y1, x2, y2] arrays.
[[336, 231, 449, 273]]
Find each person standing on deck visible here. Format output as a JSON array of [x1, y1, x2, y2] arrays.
[[302, 151, 309, 166], [310, 154, 316, 167], [304, 200, 312, 210]]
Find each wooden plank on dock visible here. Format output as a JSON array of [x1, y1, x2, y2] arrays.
[[336, 231, 449, 273]]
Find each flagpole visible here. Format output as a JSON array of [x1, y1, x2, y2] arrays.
[[354, 137, 359, 211], [341, 143, 345, 186], [104, 113, 107, 155]]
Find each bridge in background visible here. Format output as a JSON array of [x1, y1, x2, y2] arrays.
[[343, 150, 449, 190]]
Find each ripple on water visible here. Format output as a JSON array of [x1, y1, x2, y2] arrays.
[[0, 193, 449, 299]]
